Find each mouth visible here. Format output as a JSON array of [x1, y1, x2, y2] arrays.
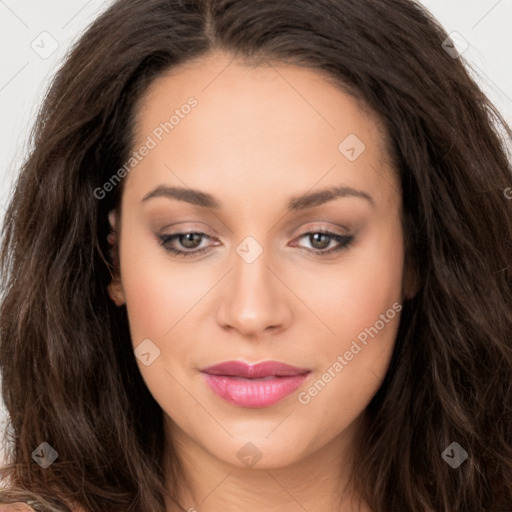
[[200, 360, 311, 408]]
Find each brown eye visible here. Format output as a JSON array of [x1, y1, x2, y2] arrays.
[[157, 231, 214, 257], [179, 232, 204, 249], [309, 232, 331, 250], [294, 230, 354, 255]]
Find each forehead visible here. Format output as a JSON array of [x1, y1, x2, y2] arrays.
[[123, 51, 397, 208]]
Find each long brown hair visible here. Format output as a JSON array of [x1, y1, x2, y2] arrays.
[[1, 0, 511, 510]]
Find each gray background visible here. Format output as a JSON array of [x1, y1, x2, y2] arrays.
[[1, 0, 511, 464]]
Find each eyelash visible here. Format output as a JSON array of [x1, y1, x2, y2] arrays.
[[157, 229, 354, 258]]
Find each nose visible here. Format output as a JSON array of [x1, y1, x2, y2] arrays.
[[215, 245, 293, 337]]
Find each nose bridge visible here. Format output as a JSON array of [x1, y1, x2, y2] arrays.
[[216, 235, 291, 334]]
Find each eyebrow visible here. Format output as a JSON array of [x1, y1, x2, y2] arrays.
[[141, 184, 374, 210]]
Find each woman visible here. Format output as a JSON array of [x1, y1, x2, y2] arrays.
[[0, 0, 511, 511]]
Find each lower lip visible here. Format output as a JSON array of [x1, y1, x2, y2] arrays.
[[201, 373, 310, 408]]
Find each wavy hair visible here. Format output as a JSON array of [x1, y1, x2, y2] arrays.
[[1, 0, 511, 510]]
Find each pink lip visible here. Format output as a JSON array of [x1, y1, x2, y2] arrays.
[[201, 361, 311, 408]]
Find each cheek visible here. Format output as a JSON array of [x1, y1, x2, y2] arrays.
[[119, 233, 209, 344], [119, 240, 203, 415], [304, 220, 405, 343]]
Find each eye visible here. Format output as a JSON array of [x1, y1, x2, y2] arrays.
[[292, 230, 354, 255], [157, 231, 217, 257]]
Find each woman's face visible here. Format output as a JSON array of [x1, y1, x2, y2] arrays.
[[108, 51, 410, 470]]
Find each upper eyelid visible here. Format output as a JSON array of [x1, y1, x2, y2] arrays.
[[158, 227, 348, 238], [157, 220, 350, 236]]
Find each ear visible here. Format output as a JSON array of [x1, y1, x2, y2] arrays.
[[108, 276, 126, 307], [106, 209, 125, 306]]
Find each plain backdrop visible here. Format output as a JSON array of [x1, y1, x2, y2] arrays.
[[0, 0, 511, 464]]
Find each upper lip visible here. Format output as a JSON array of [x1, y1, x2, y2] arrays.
[[201, 360, 311, 378]]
